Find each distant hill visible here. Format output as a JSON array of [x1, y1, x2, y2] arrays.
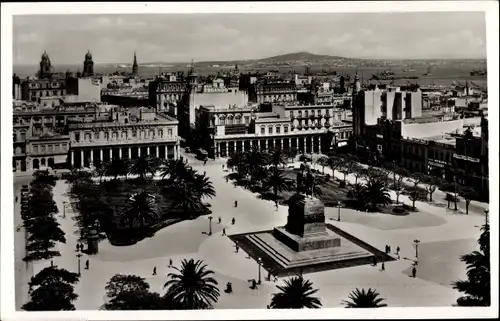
[[259, 51, 347, 62]]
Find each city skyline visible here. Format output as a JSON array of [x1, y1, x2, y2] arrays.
[[13, 12, 487, 65]]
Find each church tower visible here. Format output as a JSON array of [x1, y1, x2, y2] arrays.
[[132, 51, 139, 76], [38, 51, 53, 79], [83, 50, 94, 77], [354, 72, 361, 94], [187, 59, 198, 86]]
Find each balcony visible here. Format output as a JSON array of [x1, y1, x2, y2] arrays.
[[71, 136, 179, 148]]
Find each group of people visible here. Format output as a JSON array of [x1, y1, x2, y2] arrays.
[[152, 258, 174, 276]]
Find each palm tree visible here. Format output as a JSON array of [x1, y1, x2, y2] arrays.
[[263, 167, 295, 200], [269, 275, 322, 309], [453, 222, 490, 306], [362, 179, 391, 211], [227, 151, 247, 177], [105, 158, 129, 181], [170, 180, 205, 219], [94, 162, 107, 183], [244, 147, 268, 184], [163, 259, 219, 310], [268, 147, 287, 168], [159, 158, 192, 185], [128, 156, 158, 181], [192, 172, 216, 200], [342, 288, 387, 308], [120, 191, 160, 228]]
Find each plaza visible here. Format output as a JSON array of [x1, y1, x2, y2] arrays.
[[13, 149, 487, 310]]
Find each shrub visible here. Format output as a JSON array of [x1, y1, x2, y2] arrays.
[[339, 181, 346, 188], [392, 206, 408, 214]]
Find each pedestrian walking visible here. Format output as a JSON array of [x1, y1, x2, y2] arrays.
[[396, 246, 400, 255], [169, 259, 172, 267], [218, 217, 221, 224], [381, 262, 385, 271], [388, 245, 391, 254], [235, 244, 239, 253], [50, 260, 54, 267], [15, 196, 18, 203], [153, 267, 157, 275], [203, 171, 206, 176], [412, 266, 417, 278], [226, 177, 229, 182], [222, 164, 225, 170], [232, 217, 235, 225], [204, 160, 207, 165], [275, 200, 279, 209], [234, 200, 238, 207], [85, 260, 89, 270], [222, 228, 226, 236]]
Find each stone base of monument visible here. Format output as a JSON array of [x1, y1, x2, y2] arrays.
[[230, 224, 394, 276], [273, 227, 341, 252]]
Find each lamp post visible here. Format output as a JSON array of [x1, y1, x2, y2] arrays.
[[208, 216, 213, 235], [413, 239, 420, 259], [76, 253, 83, 276], [337, 202, 343, 222], [485, 209, 489, 225], [62, 201, 67, 218], [257, 257, 263, 284], [393, 160, 396, 183]]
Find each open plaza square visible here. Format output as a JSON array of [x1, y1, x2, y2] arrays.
[[13, 149, 489, 310]]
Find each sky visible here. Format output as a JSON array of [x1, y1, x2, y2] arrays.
[[13, 12, 487, 65]]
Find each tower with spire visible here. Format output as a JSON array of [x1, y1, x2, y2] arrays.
[[187, 59, 198, 86], [38, 51, 53, 79], [132, 51, 139, 76], [354, 71, 361, 94], [83, 50, 94, 77]]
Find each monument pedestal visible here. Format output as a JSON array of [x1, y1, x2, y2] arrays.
[[86, 229, 100, 255], [274, 194, 341, 252]]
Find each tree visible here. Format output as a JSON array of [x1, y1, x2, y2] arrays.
[[128, 156, 159, 181], [268, 147, 287, 168], [339, 159, 356, 183], [407, 173, 424, 210], [102, 274, 165, 310], [269, 274, 322, 309], [351, 164, 365, 185], [442, 181, 460, 211], [317, 156, 329, 174], [120, 191, 160, 228], [459, 187, 476, 215], [32, 170, 57, 187], [23, 184, 66, 262], [105, 158, 129, 181], [421, 175, 442, 202], [452, 222, 490, 306], [192, 172, 216, 201], [244, 147, 268, 185], [263, 167, 295, 200], [22, 266, 80, 311], [326, 155, 343, 179], [342, 288, 387, 308], [362, 179, 391, 211], [105, 274, 151, 299], [163, 259, 220, 310], [93, 162, 108, 183], [226, 151, 247, 178], [160, 158, 192, 185]]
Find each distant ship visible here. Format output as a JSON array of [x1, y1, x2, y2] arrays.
[[470, 68, 487, 77], [423, 66, 432, 76], [402, 67, 416, 72], [371, 68, 395, 80]]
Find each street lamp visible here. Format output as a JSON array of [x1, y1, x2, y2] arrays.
[[63, 201, 67, 218], [337, 202, 343, 221], [413, 239, 420, 259], [257, 257, 263, 284], [208, 216, 213, 235], [76, 253, 83, 276], [485, 209, 489, 225]]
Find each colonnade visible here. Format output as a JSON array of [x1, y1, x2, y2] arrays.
[[215, 136, 323, 158], [70, 144, 179, 168]]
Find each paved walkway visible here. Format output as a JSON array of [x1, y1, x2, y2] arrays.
[[14, 151, 486, 309]]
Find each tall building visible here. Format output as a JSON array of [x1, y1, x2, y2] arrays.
[[132, 52, 139, 76], [38, 51, 54, 79], [83, 50, 94, 77]]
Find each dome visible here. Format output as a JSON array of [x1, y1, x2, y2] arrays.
[[41, 51, 49, 60]]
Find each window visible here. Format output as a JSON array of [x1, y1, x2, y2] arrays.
[[284, 126, 289, 134], [261, 126, 265, 135], [140, 130, 145, 138], [220, 118, 225, 125], [13, 133, 17, 142], [276, 126, 281, 134], [132, 130, 137, 138], [168, 129, 173, 136], [244, 116, 250, 124], [47, 145, 53, 153], [305, 111, 309, 117], [33, 145, 38, 153], [269, 126, 273, 135], [122, 131, 128, 139], [20, 132, 26, 141], [104, 132, 109, 140], [159, 130, 164, 137], [75, 133, 80, 142], [84, 133, 91, 141], [235, 117, 240, 125], [150, 130, 155, 138]]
